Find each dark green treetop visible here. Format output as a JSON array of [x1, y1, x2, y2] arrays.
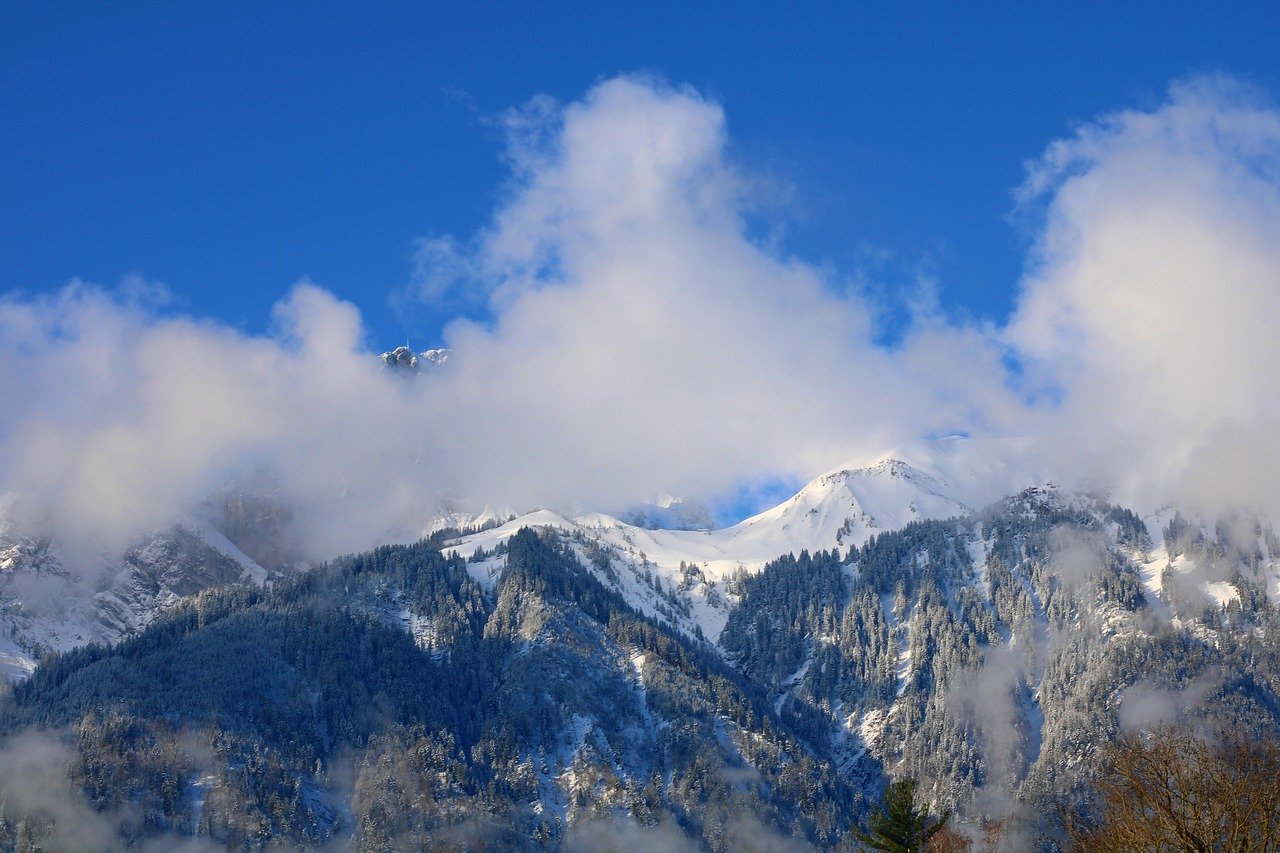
[[856, 777, 951, 853]]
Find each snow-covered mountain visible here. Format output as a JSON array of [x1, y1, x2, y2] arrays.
[[452, 454, 972, 571], [379, 345, 450, 372], [3, 431, 1280, 849], [0, 434, 1238, 687], [430, 483, 1280, 841], [0, 343, 1269, 848], [10, 476, 1278, 849], [439, 452, 977, 644], [0, 511, 272, 676], [0, 443, 985, 675]]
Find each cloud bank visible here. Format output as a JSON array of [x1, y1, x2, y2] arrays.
[[1010, 75, 1280, 515], [2, 74, 1280, 559]]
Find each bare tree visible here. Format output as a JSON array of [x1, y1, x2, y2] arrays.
[[1065, 724, 1280, 852]]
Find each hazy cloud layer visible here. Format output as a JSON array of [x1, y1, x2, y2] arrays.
[[3, 74, 1280, 558]]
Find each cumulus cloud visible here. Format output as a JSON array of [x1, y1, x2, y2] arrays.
[[1008, 75, 1280, 516], [3, 73, 1280, 563], [422, 77, 1016, 511], [0, 76, 1014, 560], [0, 281, 448, 558]]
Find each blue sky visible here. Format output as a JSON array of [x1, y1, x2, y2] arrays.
[[6, 4, 1280, 539], [6, 2, 1279, 348]]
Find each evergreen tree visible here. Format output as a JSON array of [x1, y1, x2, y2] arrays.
[[856, 777, 950, 852]]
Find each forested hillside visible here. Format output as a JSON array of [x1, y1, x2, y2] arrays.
[[721, 488, 1280, 845], [0, 488, 1278, 850], [0, 528, 869, 850]]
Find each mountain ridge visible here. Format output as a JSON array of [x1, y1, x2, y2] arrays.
[[4, 481, 1279, 849]]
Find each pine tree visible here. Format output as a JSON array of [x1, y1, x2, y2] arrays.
[[855, 777, 950, 852], [15, 818, 38, 853]]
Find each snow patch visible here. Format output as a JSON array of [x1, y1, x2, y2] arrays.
[[1203, 580, 1240, 607], [0, 637, 36, 682]]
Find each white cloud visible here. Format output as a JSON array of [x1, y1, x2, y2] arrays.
[[1008, 76, 1280, 516], [420, 77, 1015, 508], [4, 74, 1280, 562], [0, 281, 428, 557]]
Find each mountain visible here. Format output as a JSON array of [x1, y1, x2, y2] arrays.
[[457, 454, 972, 574], [443, 454, 973, 644], [0, 510, 274, 676], [3, 484, 1278, 850], [2, 528, 871, 850], [379, 345, 450, 373], [718, 487, 1280, 840], [0, 438, 1278, 849], [0, 449, 961, 678]]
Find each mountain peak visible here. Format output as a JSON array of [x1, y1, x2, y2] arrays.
[[379, 346, 450, 373]]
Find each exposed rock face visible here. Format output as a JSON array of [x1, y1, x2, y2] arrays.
[[380, 345, 420, 371], [0, 520, 268, 666], [92, 526, 263, 639], [213, 490, 298, 573], [379, 346, 450, 373]]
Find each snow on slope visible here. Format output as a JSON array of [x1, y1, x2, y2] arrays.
[[442, 450, 980, 644], [0, 508, 272, 678], [0, 638, 36, 681], [723, 458, 968, 555], [448, 454, 971, 579], [174, 516, 271, 586], [1135, 505, 1280, 611]]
